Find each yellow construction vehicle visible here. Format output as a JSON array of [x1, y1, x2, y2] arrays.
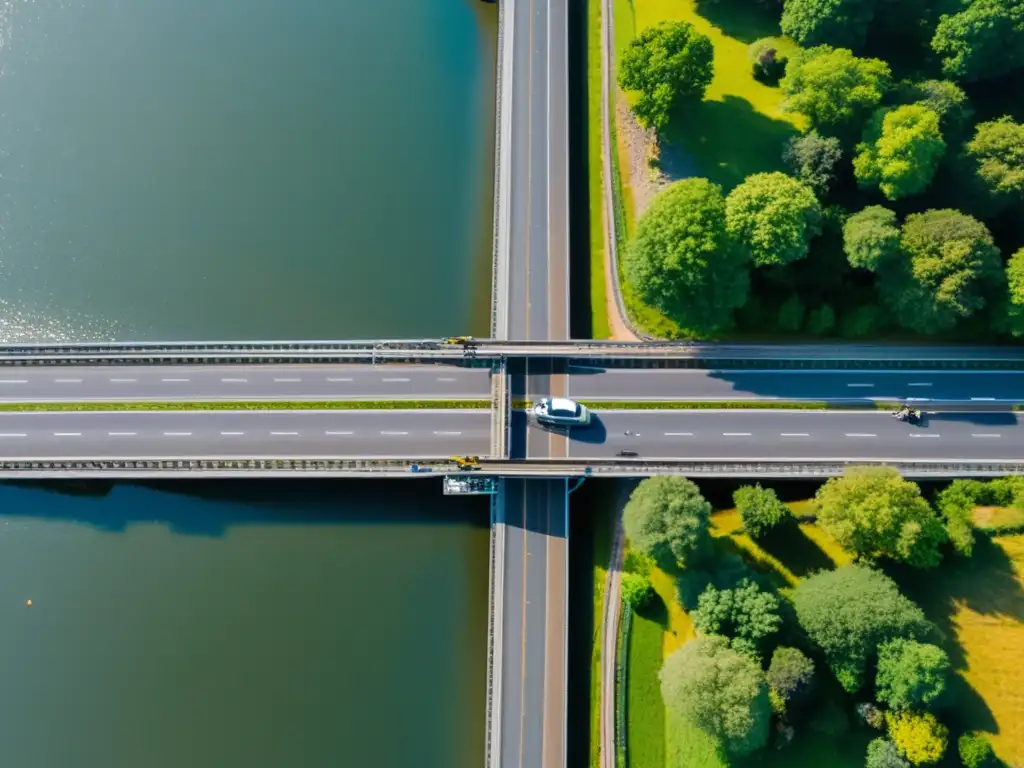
[[450, 455, 482, 470]]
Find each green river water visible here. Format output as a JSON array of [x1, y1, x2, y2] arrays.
[[0, 0, 497, 765]]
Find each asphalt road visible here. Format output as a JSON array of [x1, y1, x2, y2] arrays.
[[0, 410, 491, 458], [497, 479, 567, 768], [567, 367, 1024, 402], [0, 364, 490, 402], [570, 410, 1024, 460]]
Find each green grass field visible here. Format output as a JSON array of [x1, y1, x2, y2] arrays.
[[622, 499, 1024, 767], [627, 605, 668, 768], [587, 0, 611, 340]]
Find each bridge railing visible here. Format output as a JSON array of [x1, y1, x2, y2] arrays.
[[2, 457, 1024, 478]]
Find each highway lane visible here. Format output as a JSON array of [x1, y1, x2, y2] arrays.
[[567, 367, 1024, 402], [0, 364, 490, 401], [565, 410, 1024, 460], [497, 479, 567, 768], [0, 410, 490, 458]]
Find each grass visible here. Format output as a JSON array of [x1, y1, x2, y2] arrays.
[[627, 604, 668, 768], [588, 483, 616, 767], [0, 400, 491, 412], [588, 0, 611, 340], [972, 505, 1024, 532], [623, 497, 1024, 767]]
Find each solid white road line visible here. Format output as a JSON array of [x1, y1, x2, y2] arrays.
[[845, 433, 877, 437], [54, 378, 82, 383], [270, 431, 299, 436], [325, 431, 354, 435], [54, 432, 82, 437], [381, 431, 408, 436]]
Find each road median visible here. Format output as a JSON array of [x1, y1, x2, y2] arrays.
[[0, 400, 491, 413]]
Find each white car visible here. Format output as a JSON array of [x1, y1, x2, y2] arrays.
[[532, 397, 591, 427]]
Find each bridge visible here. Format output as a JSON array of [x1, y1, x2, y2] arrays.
[[3, 0, 1023, 766]]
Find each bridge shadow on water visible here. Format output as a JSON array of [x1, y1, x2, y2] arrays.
[[0, 478, 491, 537]]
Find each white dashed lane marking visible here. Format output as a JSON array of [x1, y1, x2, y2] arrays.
[[972, 433, 1001, 438], [845, 433, 876, 438]]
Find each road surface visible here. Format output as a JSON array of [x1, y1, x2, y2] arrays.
[[567, 367, 1024, 402], [496, 479, 567, 768], [0, 364, 490, 401], [0, 410, 491, 458]]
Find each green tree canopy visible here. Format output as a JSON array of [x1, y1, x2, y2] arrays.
[[813, 467, 948, 567], [876, 638, 951, 711], [766, 646, 815, 711], [781, 46, 891, 133], [623, 178, 749, 335], [843, 205, 901, 271], [932, 0, 1024, 83], [618, 21, 715, 130], [1003, 247, 1024, 336], [958, 733, 995, 768], [622, 476, 712, 568], [880, 209, 1003, 334], [782, 131, 844, 195], [725, 172, 822, 267], [780, 0, 875, 49], [621, 571, 653, 608], [867, 738, 911, 768], [691, 578, 782, 657], [886, 711, 948, 766], [853, 105, 946, 200], [892, 79, 974, 135], [660, 635, 771, 755], [964, 116, 1024, 209], [793, 564, 933, 691], [733, 484, 792, 539]]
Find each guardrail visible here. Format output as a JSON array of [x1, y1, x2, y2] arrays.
[[3, 457, 1024, 478], [4, 339, 1024, 366]]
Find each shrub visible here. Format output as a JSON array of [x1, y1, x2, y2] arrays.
[[887, 711, 948, 765], [867, 737, 911, 768], [734, 484, 792, 538], [958, 732, 995, 768], [621, 571, 653, 608], [876, 639, 951, 711], [749, 39, 787, 83]]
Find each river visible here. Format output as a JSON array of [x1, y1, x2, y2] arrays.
[[0, 481, 490, 767], [0, 0, 496, 341]]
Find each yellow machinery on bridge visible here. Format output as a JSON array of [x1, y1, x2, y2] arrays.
[[443, 336, 475, 345], [450, 455, 482, 471]]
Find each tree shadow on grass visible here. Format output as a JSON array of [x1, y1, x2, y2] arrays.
[[636, 587, 670, 630], [694, 0, 784, 44], [882, 535, 1024, 738], [757, 523, 836, 578], [661, 95, 797, 191]]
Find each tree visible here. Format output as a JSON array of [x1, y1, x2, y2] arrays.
[[876, 639, 951, 711], [793, 564, 933, 692], [854, 105, 946, 200], [691, 578, 782, 656], [1004, 247, 1024, 336], [813, 467, 948, 567], [932, 0, 1024, 83], [780, 0, 875, 49], [621, 571, 653, 608], [892, 79, 974, 135], [843, 205, 901, 271], [781, 46, 891, 133], [734, 484, 792, 538], [725, 172, 823, 267], [886, 711, 948, 765], [963, 116, 1024, 210], [958, 732, 995, 768], [935, 479, 980, 556], [806, 303, 836, 335], [766, 646, 815, 713], [660, 635, 771, 755], [622, 476, 712, 568], [777, 294, 806, 331], [782, 131, 843, 195], [880, 209, 1003, 334], [749, 38, 788, 84], [867, 738, 911, 768], [618, 21, 715, 130]]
